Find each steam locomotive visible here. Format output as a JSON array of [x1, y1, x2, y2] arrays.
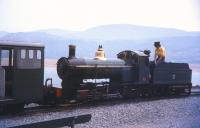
[[57, 45, 192, 100], [0, 42, 192, 112]]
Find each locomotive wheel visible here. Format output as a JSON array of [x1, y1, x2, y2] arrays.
[[152, 86, 161, 96], [141, 88, 149, 97], [187, 86, 191, 95], [62, 80, 72, 100], [175, 88, 186, 95], [186, 85, 192, 95], [3, 103, 25, 113], [120, 86, 139, 98], [13, 103, 25, 112], [61, 80, 77, 101], [120, 86, 129, 98]]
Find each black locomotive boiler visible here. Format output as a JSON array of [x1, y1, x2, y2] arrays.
[[57, 45, 192, 100]]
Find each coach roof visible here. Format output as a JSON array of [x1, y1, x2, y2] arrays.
[[0, 40, 44, 48]]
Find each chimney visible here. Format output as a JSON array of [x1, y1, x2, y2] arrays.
[[68, 45, 76, 59]]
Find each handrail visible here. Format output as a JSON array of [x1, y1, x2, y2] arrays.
[[45, 78, 52, 87]]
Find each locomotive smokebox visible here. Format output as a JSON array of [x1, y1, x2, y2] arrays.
[[68, 45, 76, 59]]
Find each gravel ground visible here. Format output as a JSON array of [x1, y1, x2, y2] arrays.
[[1, 96, 200, 128]]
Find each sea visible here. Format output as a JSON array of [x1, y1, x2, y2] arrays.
[[44, 67, 200, 88]]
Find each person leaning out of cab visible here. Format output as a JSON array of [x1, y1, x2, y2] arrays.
[[154, 41, 166, 64]]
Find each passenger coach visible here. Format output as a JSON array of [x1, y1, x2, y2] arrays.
[[0, 41, 44, 111]]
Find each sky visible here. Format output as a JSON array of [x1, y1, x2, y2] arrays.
[[0, 0, 200, 32]]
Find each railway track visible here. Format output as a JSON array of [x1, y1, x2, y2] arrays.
[[1, 87, 200, 118], [23, 87, 200, 115], [191, 86, 200, 95]]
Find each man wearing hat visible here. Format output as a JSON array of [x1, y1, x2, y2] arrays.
[[154, 41, 166, 64]]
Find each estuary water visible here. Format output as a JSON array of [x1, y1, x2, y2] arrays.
[[44, 67, 200, 88]]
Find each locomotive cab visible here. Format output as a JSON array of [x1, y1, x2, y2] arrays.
[[117, 50, 150, 84], [0, 41, 44, 109]]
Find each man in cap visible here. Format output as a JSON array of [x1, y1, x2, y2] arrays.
[[154, 41, 166, 64]]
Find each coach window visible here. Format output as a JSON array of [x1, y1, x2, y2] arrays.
[[37, 50, 41, 60], [0, 49, 13, 66], [21, 49, 26, 59], [29, 50, 34, 59], [17, 48, 42, 69], [1, 50, 9, 66], [1, 50, 10, 66]]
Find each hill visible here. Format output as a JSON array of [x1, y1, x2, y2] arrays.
[[65, 24, 200, 40], [0, 31, 8, 38], [36, 24, 200, 40], [1, 24, 200, 63]]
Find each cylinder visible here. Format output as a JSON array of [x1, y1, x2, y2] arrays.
[[68, 45, 76, 59]]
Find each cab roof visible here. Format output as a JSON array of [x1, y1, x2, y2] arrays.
[[117, 50, 148, 57]]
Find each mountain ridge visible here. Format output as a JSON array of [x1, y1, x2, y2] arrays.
[[34, 24, 200, 40], [0, 31, 8, 38], [2, 24, 200, 40], [0, 24, 200, 63]]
